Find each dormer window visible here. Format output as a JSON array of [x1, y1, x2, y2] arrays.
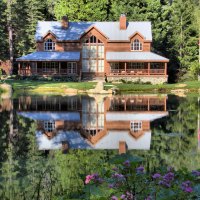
[[44, 39, 55, 51], [131, 39, 142, 51]]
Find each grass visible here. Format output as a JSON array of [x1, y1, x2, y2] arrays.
[[104, 80, 200, 93], [3, 79, 200, 95], [5, 80, 96, 95]]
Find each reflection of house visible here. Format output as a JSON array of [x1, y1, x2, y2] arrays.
[[16, 15, 169, 84], [16, 95, 168, 151]]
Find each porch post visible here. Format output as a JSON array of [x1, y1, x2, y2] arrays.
[[59, 62, 61, 75], [148, 62, 150, 75], [125, 62, 127, 74], [148, 97, 150, 111], [18, 63, 20, 75], [36, 62, 37, 74], [164, 63, 167, 75]]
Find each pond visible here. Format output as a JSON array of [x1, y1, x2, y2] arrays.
[[0, 93, 200, 198]]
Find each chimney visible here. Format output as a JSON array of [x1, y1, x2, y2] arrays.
[[119, 14, 127, 30], [119, 141, 127, 154], [61, 16, 69, 29]]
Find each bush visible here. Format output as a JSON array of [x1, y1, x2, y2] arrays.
[[82, 155, 200, 200]]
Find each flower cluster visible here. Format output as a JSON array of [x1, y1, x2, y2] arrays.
[[136, 166, 144, 174], [123, 160, 131, 168], [152, 173, 162, 179], [158, 172, 174, 188], [120, 191, 134, 200], [85, 173, 103, 184], [192, 170, 200, 177], [181, 181, 193, 193]]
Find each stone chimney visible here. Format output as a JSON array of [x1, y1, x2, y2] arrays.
[[61, 16, 69, 29], [119, 14, 127, 30]]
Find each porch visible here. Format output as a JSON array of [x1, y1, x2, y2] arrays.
[[18, 61, 78, 76], [16, 51, 80, 76], [109, 62, 167, 76]]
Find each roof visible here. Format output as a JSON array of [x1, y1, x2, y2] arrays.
[[106, 112, 169, 121], [16, 51, 80, 61], [106, 52, 169, 62], [35, 21, 152, 41], [17, 112, 80, 121], [94, 131, 151, 150]]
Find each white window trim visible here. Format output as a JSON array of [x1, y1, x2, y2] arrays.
[[131, 39, 143, 51], [44, 120, 55, 132], [67, 62, 77, 74], [44, 39, 55, 51], [130, 121, 142, 132]]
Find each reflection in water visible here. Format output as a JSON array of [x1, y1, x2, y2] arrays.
[[10, 95, 168, 152], [1, 94, 200, 199]]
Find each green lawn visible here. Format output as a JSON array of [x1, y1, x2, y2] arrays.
[[3, 79, 200, 95], [5, 80, 96, 94], [104, 81, 200, 93]]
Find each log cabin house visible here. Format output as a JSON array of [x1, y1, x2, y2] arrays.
[[16, 15, 169, 84], [15, 95, 169, 151]]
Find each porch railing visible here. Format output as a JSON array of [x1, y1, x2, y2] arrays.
[[110, 68, 165, 76]]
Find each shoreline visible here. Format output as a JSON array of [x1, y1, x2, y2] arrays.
[[1, 80, 200, 96]]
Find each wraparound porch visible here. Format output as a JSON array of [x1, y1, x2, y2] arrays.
[[108, 62, 167, 76]]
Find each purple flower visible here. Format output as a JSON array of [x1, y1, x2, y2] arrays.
[[163, 172, 174, 182], [123, 160, 131, 167], [152, 173, 162, 179], [136, 166, 144, 173], [120, 194, 126, 199], [112, 167, 118, 171], [192, 170, 200, 177], [112, 173, 125, 181], [145, 196, 152, 200], [111, 196, 118, 200], [108, 183, 114, 188], [159, 180, 171, 188], [181, 181, 193, 193]]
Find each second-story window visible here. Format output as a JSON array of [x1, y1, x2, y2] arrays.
[[44, 39, 55, 51], [131, 39, 142, 51]]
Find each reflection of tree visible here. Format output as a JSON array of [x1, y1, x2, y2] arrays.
[[131, 96, 200, 171]]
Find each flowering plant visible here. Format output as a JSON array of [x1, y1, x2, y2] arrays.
[[82, 155, 200, 200]]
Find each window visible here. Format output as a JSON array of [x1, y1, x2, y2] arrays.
[[130, 121, 142, 132], [44, 121, 55, 132], [82, 35, 104, 73], [44, 39, 55, 51], [42, 62, 59, 73], [67, 62, 77, 74], [128, 63, 145, 69], [131, 39, 142, 51]]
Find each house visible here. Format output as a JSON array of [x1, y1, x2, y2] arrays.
[[16, 15, 169, 84], [16, 95, 169, 151]]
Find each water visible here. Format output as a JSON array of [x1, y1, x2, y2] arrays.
[[0, 94, 200, 198]]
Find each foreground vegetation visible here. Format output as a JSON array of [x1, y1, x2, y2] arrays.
[[83, 157, 200, 200]]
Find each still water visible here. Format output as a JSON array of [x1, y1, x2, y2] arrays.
[[0, 94, 200, 198]]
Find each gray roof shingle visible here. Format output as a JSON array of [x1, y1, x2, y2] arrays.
[[16, 51, 80, 61], [35, 21, 152, 41], [106, 52, 169, 62]]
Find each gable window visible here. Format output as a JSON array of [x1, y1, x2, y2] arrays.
[[131, 39, 142, 51], [130, 121, 142, 132], [44, 120, 55, 132], [44, 39, 55, 51]]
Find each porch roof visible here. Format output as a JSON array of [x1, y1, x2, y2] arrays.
[[106, 52, 169, 62], [16, 51, 80, 61]]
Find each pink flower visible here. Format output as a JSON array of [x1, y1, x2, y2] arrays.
[[85, 175, 93, 184]]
